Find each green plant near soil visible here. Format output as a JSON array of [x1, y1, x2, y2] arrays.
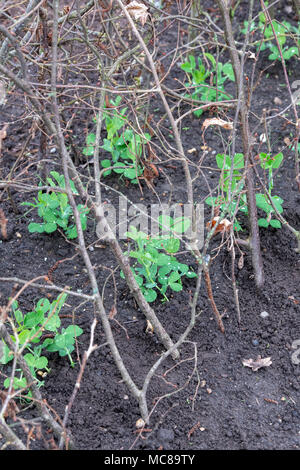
[[122, 215, 198, 303], [180, 53, 235, 116], [206, 152, 284, 231], [83, 95, 151, 184], [0, 293, 83, 399], [241, 7, 299, 62], [21, 171, 89, 239]]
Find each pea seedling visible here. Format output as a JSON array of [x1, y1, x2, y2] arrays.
[[180, 53, 235, 117], [0, 293, 83, 398], [21, 171, 89, 239], [206, 152, 284, 231], [84, 95, 151, 184], [255, 152, 284, 228], [206, 153, 247, 231], [241, 7, 299, 62], [122, 216, 197, 303]]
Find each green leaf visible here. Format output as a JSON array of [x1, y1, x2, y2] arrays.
[[36, 298, 51, 314], [0, 341, 13, 364], [284, 46, 298, 59], [45, 313, 61, 332], [169, 282, 182, 292], [65, 225, 78, 239], [271, 195, 284, 213], [270, 219, 281, 229], [18, 329, 31, 345], [4, 376, 27, 390], [13, 308, 23, 324], [36, 356, 48, 369], [24, 353, 37, 368], [124, 167, 137, 179], [64, 325, 83, 338], [101, 159, 111, 168], [186, 271, 198, 278], [222, 62, 235, 81], [143, 288, 157, 302], [162, 238, 180, 253], [44, 222, 58, 233], [256, 194, 272, 213], [86, 133, 96, 145], [258, 218, 269, 227], [28, 222, 45, 233], [156, 253, 171, 266], [113, 162, 126, 174], [24, 310, 44, 328], [169, 271, 181, 283], [83, 145, 95, 157]]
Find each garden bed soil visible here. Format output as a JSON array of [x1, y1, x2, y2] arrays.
[[0, 0, 300, 450]]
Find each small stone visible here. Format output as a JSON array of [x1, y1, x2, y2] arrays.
[[252, 339, 259, 346], [274, 97, 282, 105], [260, 311, 269, 318], [136, 418, 145, 429]]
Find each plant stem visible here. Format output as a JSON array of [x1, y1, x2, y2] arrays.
[[217, 0, 264, 288]]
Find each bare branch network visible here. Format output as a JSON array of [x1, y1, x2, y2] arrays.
[[0, 0, 299, 449]]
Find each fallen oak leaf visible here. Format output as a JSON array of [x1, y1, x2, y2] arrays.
[[0, 81, 6, 105], [202, 117, 233, 131], [0, 123, 8, 155], [0, 208, 8, 240], [125, 1, 149, 26], [206, 216, 232, 235], [242, 355, 272, 371], [108, 304, 117, 320]]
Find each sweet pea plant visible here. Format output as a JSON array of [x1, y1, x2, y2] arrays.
[[180, 53, 235, 117], [122, 215, 197, 303], [83, 95, 151, 184], [255, 151, 284, 228], [206, 151, 284, 231], [22, 171, 89, 239], [241, 7, 299, 62], [0, 293, 83, 399], [206, 153, 248, 231]]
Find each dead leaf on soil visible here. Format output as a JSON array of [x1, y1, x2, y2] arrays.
[[0, 123, 8, 156], [125, 1, 149, 26], [0, 208, 8, 240], [206, 216, 232, 235], [0, 81, 6, 105], [202, 117, 233, 131], [242, 355, 272, 371], [108, 305, 117, 320]]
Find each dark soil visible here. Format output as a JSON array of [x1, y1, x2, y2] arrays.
[[0, 0, 300, 451]]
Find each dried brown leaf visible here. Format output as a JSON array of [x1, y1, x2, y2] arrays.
[[202, 118, 233, 131], [108, 305, 117, 320], [242, 355, 272, 371], [125, 1, 149, 26], [0, 81, 6, 106], [206, 216, 232, 235], [0, 124, 8, 156]]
